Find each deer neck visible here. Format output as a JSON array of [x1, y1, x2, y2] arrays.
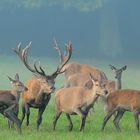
[[11, 89, 21, 102], [86, 88, 98, 106], [116, 78, 121, 89]]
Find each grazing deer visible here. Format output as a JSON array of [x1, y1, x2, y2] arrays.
[[0, 73, 28, 134], [109, 65, 127, 90], [53, 74, 108, 131], [101, 89, 140, 132], [13, 41, 72, 130]]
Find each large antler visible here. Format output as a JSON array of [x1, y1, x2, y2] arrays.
[[51, 39, 72, 78], [13, 42, 47, 77]]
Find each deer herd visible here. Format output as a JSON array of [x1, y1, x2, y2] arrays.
[[0, 40, 140, 134]]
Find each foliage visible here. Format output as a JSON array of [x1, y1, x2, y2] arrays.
[[0, 0, 110, 12]]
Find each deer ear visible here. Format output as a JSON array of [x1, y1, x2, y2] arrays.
[[122, 65, 127, 71], [89, 73, 98, 83], [8, 76, 14, 83], [15, 73, 19, 81], [84, 79, 93, 89]]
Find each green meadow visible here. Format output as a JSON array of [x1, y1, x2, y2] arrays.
[[0, 55, 140, 140]]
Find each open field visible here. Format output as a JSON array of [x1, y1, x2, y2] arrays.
[[0, 55, 140, 140]]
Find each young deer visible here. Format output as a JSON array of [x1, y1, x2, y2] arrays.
[[13, 41, 72, 130], [0, 73, 28, 134], [109, 65, 127, 90], [53, 74, 108, 131], [102, 65, 127, 119], [101, 89, 140, 132]]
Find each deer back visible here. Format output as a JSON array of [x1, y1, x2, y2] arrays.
[[0, 90, 16, 104], [64, 62, 108, 88], [105, 89, 140, 112]]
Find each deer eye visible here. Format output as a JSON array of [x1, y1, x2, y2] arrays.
[[17, 83, 23, 86]]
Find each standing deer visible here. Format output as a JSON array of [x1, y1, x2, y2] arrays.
[[109, 65, 127, 90], [102, 65, 127, 117], [101, 89, 140, 132], [0, 73, 28, 134], [13, 41, 72, 130], [53, 74, 108, 131]]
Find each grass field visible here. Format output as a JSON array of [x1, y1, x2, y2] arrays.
[[0, 55, 140, 140]]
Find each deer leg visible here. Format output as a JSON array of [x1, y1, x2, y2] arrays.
[[4, 104, 16, 129], [8, 104, 19, 129], [25, 103, 30, 126], [21, 104, 26, 124], [37, 105, 46, 131], [75, 108, 86, 131], [4, 104, 16, 115], [113, 110, 124, 132], [8, 119, 14, 129], [53, 111, 62, 131], [134, 110, 140, 132], [4, 110, 21, 134], [36, 95, 51, 130], [66, 113, 73, 131], [101, 109, 116, 131]]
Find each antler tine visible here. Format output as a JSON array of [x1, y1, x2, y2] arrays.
[[51, 41, 72, 78], [61, 41, 72, 66], [23, 43, 47, 76], [109, 64, 116, 70], [33, 61, 46, 76], [54, 38, 64, 63], [13, 42, 23, 60], [39, 64, 46, 76], [19, 42, 38, 74]]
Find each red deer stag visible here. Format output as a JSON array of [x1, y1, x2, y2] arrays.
[[13, 41, 72, 130], [0, 73, 28, 134], [53, 74, 108, 131]]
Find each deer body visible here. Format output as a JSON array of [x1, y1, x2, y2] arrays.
[[22, 76, 53, 106], [55, 87, 98, 114], [102, 89, 140, 132], [53, 75, 108, 131]]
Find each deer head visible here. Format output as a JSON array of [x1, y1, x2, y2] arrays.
[[109, 64, 127, 80], [8, 73, 28, 92], [84, 74, 108, 96]]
